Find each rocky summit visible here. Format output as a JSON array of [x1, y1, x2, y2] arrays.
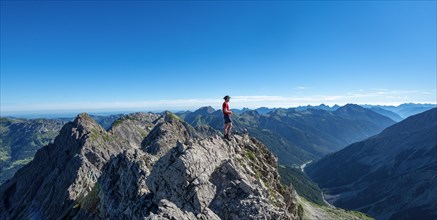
[[0, 112, 299, 219]]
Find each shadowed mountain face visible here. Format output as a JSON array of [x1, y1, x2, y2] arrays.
[[306, 108, 437, 220], [0, 118, 66, 185], [0, 112, 300, 220], [178, 104, 395, 166]]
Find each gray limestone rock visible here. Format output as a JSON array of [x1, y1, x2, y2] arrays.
[[0, 112, 299, 220]]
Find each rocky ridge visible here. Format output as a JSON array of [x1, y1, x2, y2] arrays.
[[0, 112, 299, 219]]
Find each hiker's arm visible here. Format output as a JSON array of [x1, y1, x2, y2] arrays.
[[223, 107, 232, 114]]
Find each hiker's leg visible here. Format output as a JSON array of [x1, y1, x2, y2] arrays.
[[224, 123, 229, 135], [228, 122, 233, 134]]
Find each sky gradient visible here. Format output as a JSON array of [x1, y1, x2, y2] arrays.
[[1, 1, 436, 115]]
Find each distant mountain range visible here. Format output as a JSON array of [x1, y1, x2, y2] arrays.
[[295, 104, 340, 112], [306, 108, 437, 220], [367, 107, 403, 122], [233, 103, 436, 122], [231, 104, 341, 115], [361, 103, 436, 119], [178, 104, 396, 166]]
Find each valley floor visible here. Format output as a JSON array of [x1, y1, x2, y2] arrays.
[[298, 196, 373, 220]]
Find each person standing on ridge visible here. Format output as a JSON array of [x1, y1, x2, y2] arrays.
[[222, 95, 233, 140]]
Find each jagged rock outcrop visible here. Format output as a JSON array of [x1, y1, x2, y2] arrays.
[[0, 113, 125, 219], [109, 112, 160, 149], [0, 112, 300, 219], [0, 114, 122, 185], [141, 112, 199, 158]]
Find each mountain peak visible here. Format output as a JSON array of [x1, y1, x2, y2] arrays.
[[72, 112, 103, 132], [338, 103, 362, 110], [162, 111, 184, 123], [241, 109, 260, 117], [75, 112, 94, 123], [194, 106, 215, 114], [0, 111, 300, 219], [335, 104, 376, 115], [334, 104, 395, 131], [142, 113, 198, 157]]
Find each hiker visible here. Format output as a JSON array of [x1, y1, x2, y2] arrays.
[[222, 95, 233, 140]]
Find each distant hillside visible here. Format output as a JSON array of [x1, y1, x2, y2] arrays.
[[369, 107, 403, 122], [362, 103, 436, 118], [279, 165, 324, 206], [306, 108, 437, 220], [390, 103, 436, 118], [0, 118, 66, 184], [227, 107, 275, 115], [255, 107, 276, 114]]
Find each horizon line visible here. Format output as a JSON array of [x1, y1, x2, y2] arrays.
[[2, 90, 435, 114], [2, 102, 436, 118]]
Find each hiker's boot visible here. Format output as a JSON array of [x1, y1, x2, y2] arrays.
[[226, 134, 232, 141]]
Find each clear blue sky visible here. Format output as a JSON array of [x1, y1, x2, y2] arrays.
[[1, 1, 436, 114]]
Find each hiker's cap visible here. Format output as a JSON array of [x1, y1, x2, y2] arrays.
[[223, 95, 231, 100]]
